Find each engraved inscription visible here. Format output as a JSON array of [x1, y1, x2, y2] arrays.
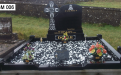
[[54, 31, 76, 34], [65, 5, 77, 12], [55, 35, 76, 40], [58, 36, 73, 39], [67, 28, 75, 30], [65, 10, 77, 12]]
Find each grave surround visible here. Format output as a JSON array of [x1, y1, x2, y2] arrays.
[[0, 1, 121, 70]]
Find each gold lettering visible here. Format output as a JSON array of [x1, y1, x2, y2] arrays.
[[73, 32, 76, 33], [65, 10, 77, 12], [58, 36, 62, 39], [67, 31, 69, 33], [55, 31, 76, 34], [67, 28, 75, 30], [57, 35, 75, 39], [61, 31, 65, 33], [69, 36, 73, 39], [67, 31, 72, 33], [58, 31, 61, 33]]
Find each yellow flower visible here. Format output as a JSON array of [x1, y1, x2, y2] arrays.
[[97, 52, 102, 56], [99, 44, 103, 49], [90, 49, 95, 53]]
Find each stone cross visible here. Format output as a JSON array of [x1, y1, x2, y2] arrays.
[[44, 1, 59, 30]]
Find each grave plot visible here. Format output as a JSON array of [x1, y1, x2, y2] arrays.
[[0, 1, 121, 70], [7, 40, 119, 66]]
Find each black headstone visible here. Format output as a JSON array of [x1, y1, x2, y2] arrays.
[[55, 4, 82, 31], [45, 3, 84, 41]]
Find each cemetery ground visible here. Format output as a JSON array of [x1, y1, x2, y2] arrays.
[[0, 13, 120, 50], [77, 0, 121, 9]]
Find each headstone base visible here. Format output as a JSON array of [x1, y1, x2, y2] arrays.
[[47, 30, 84, 41]]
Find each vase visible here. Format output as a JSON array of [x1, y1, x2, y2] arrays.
[[29, 59, 33, 62], [93, 55, 102, 62], [64, 41, 67, 43], [23, 59, 29, 63]]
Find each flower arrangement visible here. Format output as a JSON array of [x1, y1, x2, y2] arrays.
[[22, 43, 34, 62], [62, 32, 69, 41], [89, 42, 107, 57]]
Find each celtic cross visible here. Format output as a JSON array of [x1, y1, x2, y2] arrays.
[[44, 1, 59, 30]]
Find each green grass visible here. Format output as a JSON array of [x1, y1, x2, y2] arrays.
[[77, 0, 121, 9], [0, 13, 49, 40], [0, 13, 121, 50]]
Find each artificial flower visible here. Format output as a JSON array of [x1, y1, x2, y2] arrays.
[[89, 42, 107, 57], [97, 49, 101, 54], [91, 45, 95, 49], [96, 43, 100, 48], [103, 49, 107, 54], [90, 49, 95, 53], [97, 52, 102, 56], [89, 47, 93, 51]]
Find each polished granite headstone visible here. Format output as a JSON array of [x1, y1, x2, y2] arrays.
[[46, 4, 85, 41], [55, 4, 82, 30]]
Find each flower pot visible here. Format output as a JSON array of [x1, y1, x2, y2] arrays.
[[93, 55, 102, 62], [23, 59, 29, 63], [29, 59, 33, 62], [62, 40, 68, 43]]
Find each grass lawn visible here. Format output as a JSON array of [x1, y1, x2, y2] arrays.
[[77, 0, 121, 9], [0, 13, 121, 50]]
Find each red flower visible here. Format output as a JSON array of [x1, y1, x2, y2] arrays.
[[96, 42, 99, 48], [101, 45, 104, 49], [97, 49, 101, 54], [64, 36, 66, 39], [89, 47, 93, 51], [89, 45, 95, 51], [103, 49, 107, 53], [91, 45, 95, 49]]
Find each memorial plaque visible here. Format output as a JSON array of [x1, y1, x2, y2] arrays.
[[54, 47, 69, 61]]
